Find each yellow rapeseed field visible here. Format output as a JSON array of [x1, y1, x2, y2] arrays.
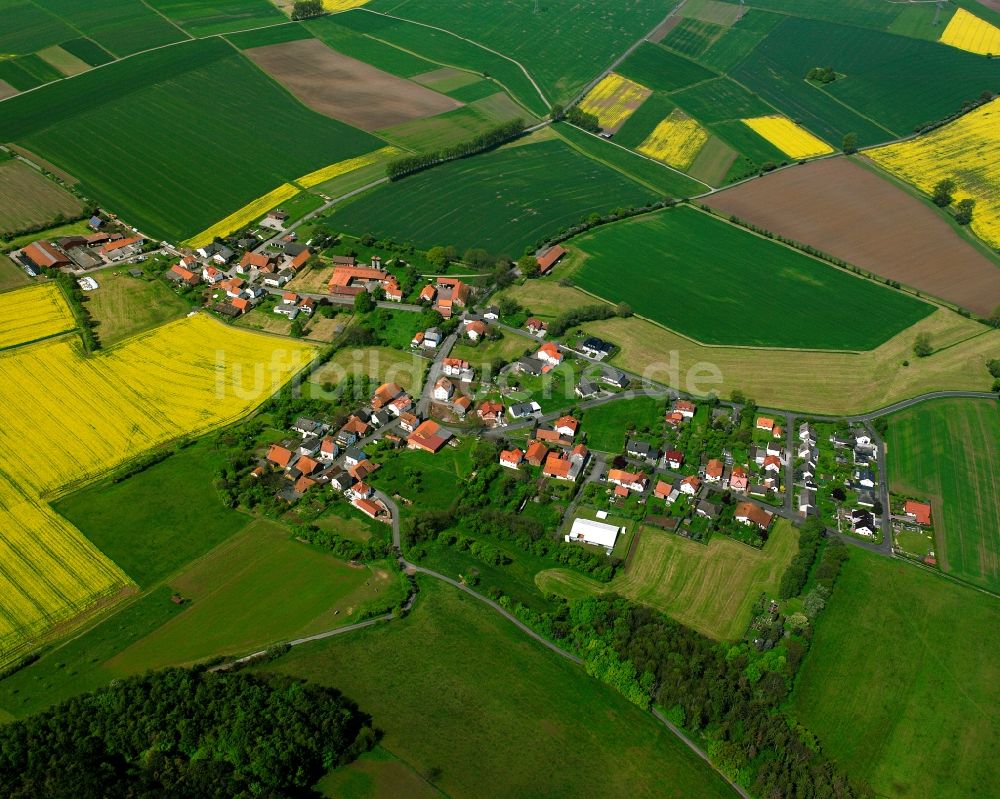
[[183, 182, 299, 249], [0, 308, 314, 667], [741, 115, 834, 159], [578, 72, 652, 132], [296, 146, 401, 189], [939, 8, 1000, 55], [322, 0, 369, 10], [0, 282, 75, 349], [637, 110, 709, 169], [867, 98, 1000, 249]]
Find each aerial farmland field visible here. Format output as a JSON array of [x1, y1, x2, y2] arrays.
[[568, 205, 933, 349], [617, 42, 718, 94], [366, 0, 672, 105], [704, 157, 1000, 316], [867, 97, 1000, 252], [0, 307, 313, 669], [144, 0, 285, 36], [0, 39, 383, 242], [323, 137, 658, 255], [792, 548, 1000, 799], [0, 158, 85, 236], [33, 0, 187, 57], [0, 282, 75, 349], [536, 520, 799, 640], [886, 398, 1000, 593], [263, 578, 737, 799]]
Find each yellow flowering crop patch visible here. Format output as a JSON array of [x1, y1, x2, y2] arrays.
[[0, 283, 75, 349], [296, 146, 402, 189], [939, 8, 1000, 56], [183, 182, 300, 249], [741, 116, 834, 159], [322, 0, 369, 10], [0, 308, 314, 667], [637, 110, 709, 169], [578, 73, 652, 132], [867, 98, 1000, 249]]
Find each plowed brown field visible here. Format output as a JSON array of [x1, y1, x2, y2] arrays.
[[245, 39, 461, 131], [705, 157, 1000, 317]]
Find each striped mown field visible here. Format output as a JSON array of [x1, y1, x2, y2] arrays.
[[536, 519, 799, 640], [0, 307, 314, 668]]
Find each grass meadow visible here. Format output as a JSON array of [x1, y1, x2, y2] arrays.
[[501, 281, 996, 415], [0, 39, 382, 242], [325, 138, 656, 255], [83, 269, 190, 346], [791, 548, 1000, 799], [262, 577, 737, 799], [537, 519, 799, 640], [105, 519, 404, 671], [52, 436, 248, 588], [886, 398, 1000, 592], [581, 394, 664, 452], [570, 205, 932, 349]]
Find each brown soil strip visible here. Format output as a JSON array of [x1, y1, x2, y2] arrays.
[[0, 80, 18, 101], [704, 157, 1000, 316], [649, 15, 682, 42], [245, 38, 461, 131]]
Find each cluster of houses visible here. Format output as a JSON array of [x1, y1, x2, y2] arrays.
[[498, 414, 591, 483], [257, 379, 461, 519], [326, 258, 473, 319], [12, 216, 146, 275], [166, 242, 315, 317]]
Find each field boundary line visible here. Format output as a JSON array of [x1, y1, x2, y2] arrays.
[[354, 32, 542, 122], [801, 77, 897, 138], [136, 0, 194, 41], [356, 7, 550, 110], [553, 126, 703, 194]]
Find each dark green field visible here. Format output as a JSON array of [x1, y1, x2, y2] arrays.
[[60, 36, 114, 66], [886, 398, 1000, 592], [792, 548, 1000, 799], [368, 0, 670, 105], [0, 39, 382, 241], [0, 53, 62, 90], [145, 0, 285, 36], [262, 578, 737, 799], [732, 16, 1000, 145], [570, 205, 932, 349], [617, 42, 718, 93], [324, 137, 658, 255], [0, 1, 78, 56], [226, 21, 315, 50], [34, 0, 187, 57], [53, 437, 246, 588], [332, 10, 548, 116], [304, 16, 441, 77]]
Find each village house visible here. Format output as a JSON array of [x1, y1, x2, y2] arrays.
[[508, 401, 542, 420], [464, 320, 487, 341], [735, 502, 774, 531], [564, 516, 619, 551], [499, 448, 524, 469], [607, 468, 647, 492], [372, 382, 404, 410], [578, 336, 614, 359], [266, 444, 296, 470], [483, 306, 500, 321], [418, 284, 436, 303], [433, 277, 470, 319], [525, 317, 547, 336], [674, 399, 697, 419], [515, 356, 544, 376], [554, 415, 578, 438], [536, 342, 563, 369], [433, 377, 455, 402], [536, 244, 566, 275], [575, 378, 600, 399], [292, 417, 326, 438], [407, 420, 453, 453], [344, 447, 368, 468], [319, 437, 339, 462], [167, 264, 200, 287], [756, 416, 776, 433], [202, 264, 224, 284], [679, 475, 701, 496], [476, 400, 504, 427], [851, 509, 878, 537], [696, 500, 719, 520], [240, 251, 274, 272], [626, 440, 657, 461], [665, 450, 684, 470], [399, 412, 420, 433], [524, 440, 548, 466], [904, 499, 932, 526], [453, 395, 472, 417], [730, 466, 749, 493], [798, 488, 817, 516], [442, 357, 473, 381], [101, 236, 144, 261], [704, 459, 725, 483]]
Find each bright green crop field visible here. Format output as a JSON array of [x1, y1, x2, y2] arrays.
[[792, 548, 1000, 799], [261, 577, 737, 799], [145, 0, 285, 36], [367, 0, 669, 105], [569, 205, 933, 349], [617, 42, 719, 93], [886, 398, 1000, 592], [325, 137, 657, 255], [34, 0, 187, 57], [0, 39, 382, 241]]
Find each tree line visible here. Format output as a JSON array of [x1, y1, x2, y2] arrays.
[[387, 119, 526, 181], [0, 668, 375, 798]]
